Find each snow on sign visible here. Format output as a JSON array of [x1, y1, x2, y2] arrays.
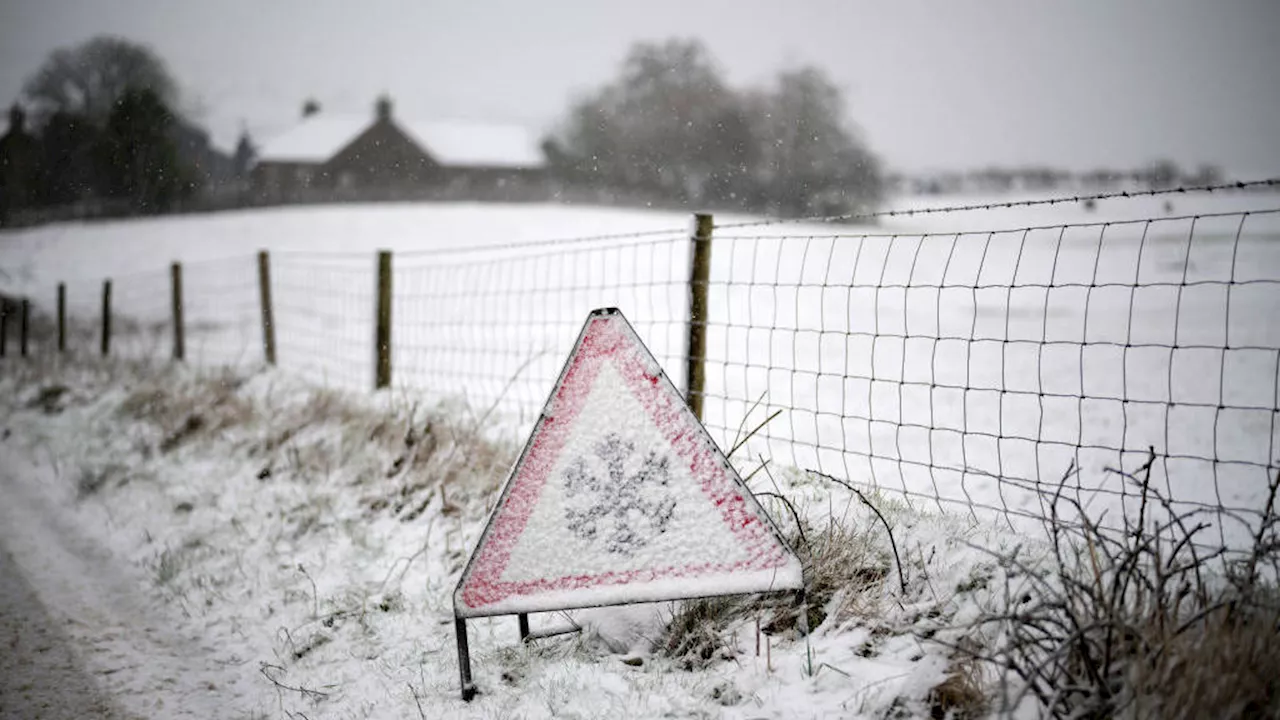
[[452, 308, 803, 700], [455, 307, 803, 616]]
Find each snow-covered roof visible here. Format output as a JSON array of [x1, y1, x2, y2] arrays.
[[255, 114, 545, 169], [401, 120, 544, 169], [255, 116, 370, 164]]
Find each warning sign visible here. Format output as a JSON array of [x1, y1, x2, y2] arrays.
[[454, 308, 803, 619]]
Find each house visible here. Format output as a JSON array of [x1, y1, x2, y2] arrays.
[[251, 97, 547, 202]]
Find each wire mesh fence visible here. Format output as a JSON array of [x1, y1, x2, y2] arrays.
[[7, 186, 1278, 549], [703, 209, 1280, 550], [393, 234, 691, 427], [272, 252, 376, 392], [109, 267, 174, 362], [182, 255, 264, 367]]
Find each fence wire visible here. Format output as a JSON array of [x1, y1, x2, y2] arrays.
[[182, 255, 264, 367], [273, 254, 374, 392], [109, 267, 174, 362]]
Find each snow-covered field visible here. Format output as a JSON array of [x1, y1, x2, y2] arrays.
[[3, 193, 1279, 546]]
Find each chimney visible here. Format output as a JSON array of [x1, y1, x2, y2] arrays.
[[375, 95, 393, 122], [8, 104, 25, 134]]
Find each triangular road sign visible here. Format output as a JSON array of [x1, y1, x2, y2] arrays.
[[454, 308, 803, 619]]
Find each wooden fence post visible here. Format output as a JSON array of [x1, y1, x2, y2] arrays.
[[171, 262, 185, 361], [101, 280, 112, 357], [20, 298, 30, 358], [258, 251, 277, 365], [57, 282, 66, 353], [375, 250, 393, 390], [684, 213, 713, 421]]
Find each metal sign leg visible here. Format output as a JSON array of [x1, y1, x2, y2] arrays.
[[517, 613, 530, 643], [455, 617, 477, 701]]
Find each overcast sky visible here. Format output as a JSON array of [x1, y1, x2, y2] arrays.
[[2, 0, 1277, 175]]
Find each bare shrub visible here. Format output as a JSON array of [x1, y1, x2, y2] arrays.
[[945, 453, 1280, 719]]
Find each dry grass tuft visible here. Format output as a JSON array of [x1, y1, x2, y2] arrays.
[[4, 354, 515, 529], [658, 497, 895, 669], [927, 655, 988, 719], [659, 595, 745, 670], [117, 366, 255, 453], [76, 461, 127, 498], [800, 519, 890, 630]]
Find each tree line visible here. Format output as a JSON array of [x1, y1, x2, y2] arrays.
[[542, 38, 883, 218], [0, 36, 247, 225]]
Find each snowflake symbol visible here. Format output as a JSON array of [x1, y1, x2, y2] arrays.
[[561, 433, 678, 556]]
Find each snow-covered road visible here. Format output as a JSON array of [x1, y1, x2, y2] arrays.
[[0, 539, 129, 720], [0, 446, 259, 719]]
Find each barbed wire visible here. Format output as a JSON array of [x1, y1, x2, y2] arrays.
[[262, 179, 1280, 260], [713, 177, 1280, 231], [715, 207, 1280, 241]]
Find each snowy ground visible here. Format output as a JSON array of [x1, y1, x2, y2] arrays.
[[3, 194, 1278, 546], [0, 523, 131, 719], [2, 193, 1277, 718], [0, 358, 1035, 719]]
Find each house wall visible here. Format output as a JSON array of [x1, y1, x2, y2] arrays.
[[251, 116, 551, 204], [251, 161, 322, 202], [437, 166, 548, 195], [323, 119, 442, 189]]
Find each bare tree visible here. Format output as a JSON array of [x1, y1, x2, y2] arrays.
[[546, 40, 881, 217], [753, 67, 881, 216], [549, 38, 741, 205], [23, 36, 178, 125]]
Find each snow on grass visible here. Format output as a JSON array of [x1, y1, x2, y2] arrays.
[[0, 356, 1038, 719]]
